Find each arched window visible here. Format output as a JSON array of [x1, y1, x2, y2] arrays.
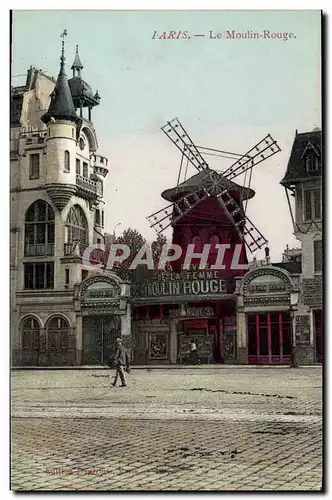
[[64, 150, 70, 172], [21, 317, 40, 366], [25, 200, 55, 256], [66, 205, 88, 254]]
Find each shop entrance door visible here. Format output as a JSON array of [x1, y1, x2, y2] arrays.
[[82, 315, 120, 365], [178, 320, 214, 364], [314, 310, 323, 363], [248, 312, 292, 364]]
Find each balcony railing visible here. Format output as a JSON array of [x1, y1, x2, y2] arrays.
[[76, 174, 103, 197], [24, 244, 54, 257], [76, 174, 97, 192]]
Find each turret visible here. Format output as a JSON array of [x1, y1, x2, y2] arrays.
[[68, 45, 100, 122], [41, 31, 81, 211]]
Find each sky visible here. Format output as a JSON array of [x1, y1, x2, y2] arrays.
[[11, 10, 321, 262]]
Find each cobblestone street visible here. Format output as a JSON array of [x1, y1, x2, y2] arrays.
[[11, 367, 323, 491]]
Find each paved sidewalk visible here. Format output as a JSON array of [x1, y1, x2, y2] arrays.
[[11, 367, 323, 491]]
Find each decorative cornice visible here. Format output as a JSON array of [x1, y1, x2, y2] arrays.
[[242, 267, 292, 294], [60, 256, 83, 264], [44, 183, 77, 211]]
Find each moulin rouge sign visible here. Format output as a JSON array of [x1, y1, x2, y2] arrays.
[[144, 269, 231, 298]]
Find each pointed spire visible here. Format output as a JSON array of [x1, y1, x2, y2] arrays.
[[71, 45, 84, 73], [42, 30, 80, 125]]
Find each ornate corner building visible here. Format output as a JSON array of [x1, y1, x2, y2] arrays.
[[10, 42, 131, 366]]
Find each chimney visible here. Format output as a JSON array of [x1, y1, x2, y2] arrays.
[[25, 66, 36, 90]]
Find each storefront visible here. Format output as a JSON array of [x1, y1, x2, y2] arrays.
[[238, 266, 298, 365], [131, 270, 237, 365], [74, 273, 131, 365], [247, 312, 292, 364]]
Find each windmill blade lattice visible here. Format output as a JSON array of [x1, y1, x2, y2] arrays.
[[147, 186, 212, 233], [161, 118, 209, 173], [222, 134, 281, 181], [148, 118, 281, 253]]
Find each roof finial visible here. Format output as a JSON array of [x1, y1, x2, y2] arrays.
[[60, 29, 67, 72], [71, 44, 84, 75]]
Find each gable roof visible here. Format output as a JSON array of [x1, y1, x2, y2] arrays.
[[280, 130, 322, 186]]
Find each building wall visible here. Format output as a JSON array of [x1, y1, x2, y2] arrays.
[[289, 148, 322, 364]]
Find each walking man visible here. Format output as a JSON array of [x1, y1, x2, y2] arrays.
[[189, 339, 200, 365], [111, 338, 129, 387]]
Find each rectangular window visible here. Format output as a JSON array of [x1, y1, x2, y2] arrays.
[[29, 154, 40, 180], [81, 269, 88, 281], [97, 238, 101, 244], [83, 162, 88, 178], [101, 211, 104, 227], [304, 188, 321, 221], [65, 268, 70, 285], [304, 190, 312, 221], [24, 263, 34, 289], [76, 159, 80, 175], [95, 210, 100, 226], [24, 262, 54, 290], [35, 262, 45, 289], [313, 189, 321, 220], [314, 240, 322, 273]]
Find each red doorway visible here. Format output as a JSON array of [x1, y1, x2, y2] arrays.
[[314, 310, 323, 363], [247, 312, 292, 364]]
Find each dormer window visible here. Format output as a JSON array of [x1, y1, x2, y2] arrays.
[[301, 139, 320, 174], [305, 154, 319, 173]]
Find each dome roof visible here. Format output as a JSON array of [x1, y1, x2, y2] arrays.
[[161, 169, 255, 202], [68, 76, 95, 100]]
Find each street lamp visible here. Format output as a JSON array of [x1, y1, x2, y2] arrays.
[[113, 222, 122, 234], [290, 290, 299, 368]]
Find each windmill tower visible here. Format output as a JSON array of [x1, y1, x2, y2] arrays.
[[147, 118, 281, 276]]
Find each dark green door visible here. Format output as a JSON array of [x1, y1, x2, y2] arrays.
[[83, 315, 120, 365]]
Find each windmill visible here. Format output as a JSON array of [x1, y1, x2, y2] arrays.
[[147, 118, 281, 253]]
